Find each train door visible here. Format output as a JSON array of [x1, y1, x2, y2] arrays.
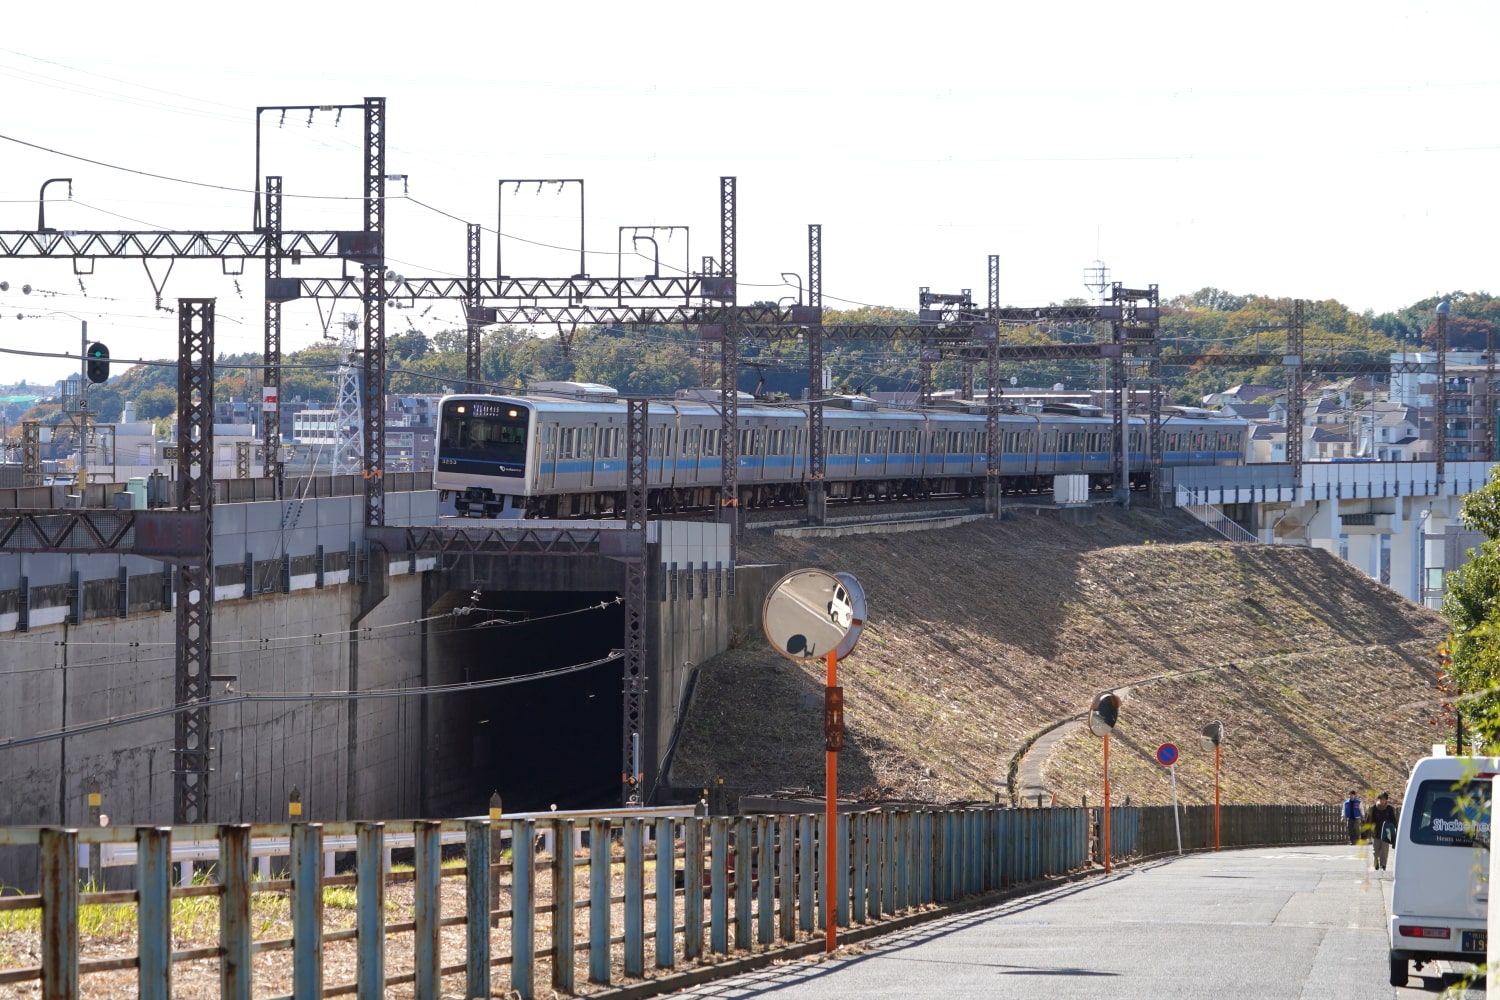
[[741, 424, 765, 480], [701, 425, 721, 482], [579, 425, 596, 488], [1037, 426, 1057, 475], [539, 422, 559, 490], [681, 425, 702, 486], [647, 425, 663, 486]]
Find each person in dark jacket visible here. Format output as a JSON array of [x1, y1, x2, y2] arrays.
[[1342, 791, 1364, 845], [1368, 792, 1398, 870]]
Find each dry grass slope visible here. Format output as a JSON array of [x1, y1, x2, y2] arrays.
[[670, 507, 1447, 809]]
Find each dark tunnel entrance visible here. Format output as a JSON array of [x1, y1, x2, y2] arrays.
[[430, 589, 624, 814]]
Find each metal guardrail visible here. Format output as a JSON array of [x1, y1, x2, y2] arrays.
[[0, 471, 434, 512], [0, 802, 1340, 999], [1178, 489, 1259, 543]]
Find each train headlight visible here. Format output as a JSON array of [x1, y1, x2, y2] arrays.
[[508, 409, 518, 417], [456, 405, 466, 414]]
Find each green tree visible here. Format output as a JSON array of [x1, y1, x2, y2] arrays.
[[1442, 467, 1500, 742], [134, 386, 177, 420]]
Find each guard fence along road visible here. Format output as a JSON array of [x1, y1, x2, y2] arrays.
[[0, 802, 1342, 999]]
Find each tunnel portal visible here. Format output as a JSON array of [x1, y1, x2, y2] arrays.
[[430, 589, 625, 813]]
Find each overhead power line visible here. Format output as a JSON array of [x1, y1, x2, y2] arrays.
[[0, 652, 623, 751]]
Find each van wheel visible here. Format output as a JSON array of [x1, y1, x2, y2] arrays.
[[1389, 953, 1406, 987]]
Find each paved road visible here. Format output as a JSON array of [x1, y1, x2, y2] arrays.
[[676, 846, 1482, 1000]]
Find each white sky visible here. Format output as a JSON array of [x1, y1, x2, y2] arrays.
[[0, 0, 1495, 387]]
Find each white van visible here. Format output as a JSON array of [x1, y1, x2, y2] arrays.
[[1388, 747, 1495, 987]]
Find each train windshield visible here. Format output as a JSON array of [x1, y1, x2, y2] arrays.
[[439, 399, 530, 478]]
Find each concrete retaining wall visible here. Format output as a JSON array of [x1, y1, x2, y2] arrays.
[[0, 572, 426, 833]]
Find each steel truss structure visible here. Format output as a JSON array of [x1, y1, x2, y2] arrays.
[[174, 299, 215, 824], [624, 399, 648, 802], [0, 230, 344, 259]]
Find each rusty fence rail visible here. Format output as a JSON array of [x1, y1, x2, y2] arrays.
[[0, 803, 1335, 998]]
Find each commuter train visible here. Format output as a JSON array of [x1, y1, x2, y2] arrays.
[[434, 382, 1248, 518]]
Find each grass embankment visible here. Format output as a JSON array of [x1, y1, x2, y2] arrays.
[[671, 507, 1446, 807]]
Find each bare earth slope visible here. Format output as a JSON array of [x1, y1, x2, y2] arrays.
[[669, 507, 1446, 808]]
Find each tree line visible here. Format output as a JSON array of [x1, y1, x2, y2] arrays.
[[6, 289, 1494, 432]]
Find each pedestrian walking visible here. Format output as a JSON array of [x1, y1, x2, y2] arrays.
[[1368, 792, 1398, 870], [1342, 791, 1364, 845]]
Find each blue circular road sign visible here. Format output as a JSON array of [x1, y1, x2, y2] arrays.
[[1156, 743, 1180, 767]]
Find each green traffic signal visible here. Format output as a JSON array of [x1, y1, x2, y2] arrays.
[[86, 342, 110, 384]]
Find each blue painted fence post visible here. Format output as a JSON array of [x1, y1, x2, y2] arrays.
[[734, 816, 752, 950], [685, 817, 705, 960], [798, 814, 815, 933], [815, 813, 830, 933], [589, 818, 611, 985], [39, 827, 78, 1000], [466, 820, 492, 1000], [624, 818, 645, 977], [831, 811, 847, 928], [754, 817, 773, 943], [655, 817, 675, 969], [852, 812, 868, 923], [554, 819, 576, 990], [919, 811, 933, 904], [710, 817, 729, 954], [778, 814, 796, 941], [902, 811, 917, 907], [511, 819, 535, 999], [356, 822, 386, 1000], [414, 821, 442, 1000], [218, 824, 252, 1000], [138, 827, 172, 1000], [291, 822, 324, 1000], [884, 810, 898, 911]]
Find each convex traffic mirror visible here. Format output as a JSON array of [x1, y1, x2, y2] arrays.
[[762, 569, 866, 663], [1088, 691, 1121, 737]]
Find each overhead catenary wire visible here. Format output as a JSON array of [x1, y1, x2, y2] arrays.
[[1, 598, 623, 662], [0, 651, 623, 751]]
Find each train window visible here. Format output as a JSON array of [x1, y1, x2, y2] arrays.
[[598, 426, 621, 459], [683, 427, 700, 458], [579, 426, 594, 460], [558, 427, 577, 460], [874, 429, 890, 454], [540, 425, 557, 460], [703, 429, 720, 457], [961, 431, 975, 453], [977, 432, 987, 453], [649, 427, 664, 457]]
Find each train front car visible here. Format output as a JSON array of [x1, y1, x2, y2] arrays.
[[435, 394, 535, 518]]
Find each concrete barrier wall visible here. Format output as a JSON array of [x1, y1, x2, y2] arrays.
[[0, 574, 426, 833]]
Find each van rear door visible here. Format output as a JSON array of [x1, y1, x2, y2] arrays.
[[1395, 776, 1491, 934]]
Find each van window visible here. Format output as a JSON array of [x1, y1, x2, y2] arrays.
[[1410, 778, 1491, 848]]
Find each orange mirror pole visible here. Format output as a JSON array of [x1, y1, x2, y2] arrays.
[[825, 648, 838, 953], [1214, 743, 1221, 851], [1103, 732, 1112, 874]]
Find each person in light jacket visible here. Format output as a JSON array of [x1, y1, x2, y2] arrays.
[[1368, 792, 1398, 870]]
